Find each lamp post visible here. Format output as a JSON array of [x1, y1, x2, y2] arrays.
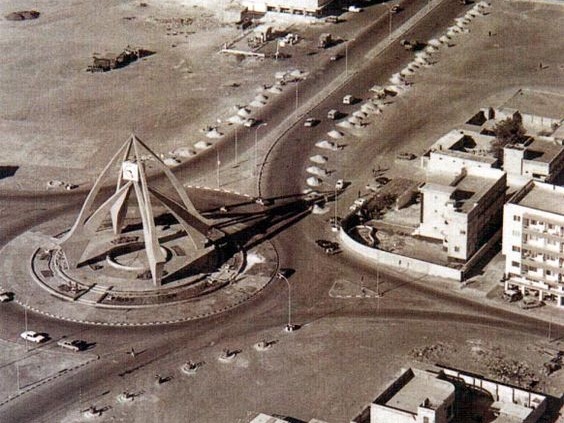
[[345, 40, 348, 77], [216, 148, 221, 188], [253, 122, 268, 178], [277, 272, 295, 332]]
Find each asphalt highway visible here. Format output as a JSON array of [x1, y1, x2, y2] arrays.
[[0, 1, 562, 422]]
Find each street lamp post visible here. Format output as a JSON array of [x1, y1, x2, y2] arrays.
[[277, 272, 295, 332], [345, 41, 348, 77], [216, 148, 221, 188], [389, 8, 392, 39], [253, 122, 268, 178]]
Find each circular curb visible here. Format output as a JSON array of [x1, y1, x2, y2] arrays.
[[9, 243, 279, 327]]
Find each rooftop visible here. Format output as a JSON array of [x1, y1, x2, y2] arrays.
[[426, 129, 497, 165], [383, 369, 454, 414], [424, 167, 505, 214], [514, 181, 564, 216], [520, 138, 564, 164]]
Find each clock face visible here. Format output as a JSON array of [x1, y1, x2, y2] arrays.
[[122, 161, 139, 182]]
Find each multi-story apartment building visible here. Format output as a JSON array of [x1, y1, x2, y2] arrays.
[[502, 181, 564, 308], [417, 167, 507, 261]]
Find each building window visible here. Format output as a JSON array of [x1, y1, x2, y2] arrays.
[[511, 261, 519, 268], [460, 230, 466, 235], [512, 246, 521, 252], [454, 246, 460, 252], [512, 230, 521, 237], [513, 215, 521, 222]]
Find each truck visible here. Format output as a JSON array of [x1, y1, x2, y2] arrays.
[[318, 33, 332, 49]]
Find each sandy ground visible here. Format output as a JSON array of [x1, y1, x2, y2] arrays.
[[53, 317, 563, 423], [0, 338, 94, 402], [0, 0, 305, 189]]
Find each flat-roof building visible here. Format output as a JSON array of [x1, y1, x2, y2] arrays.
[[417, 167, 507, 261], [241, 0, 334, 15], [421, 129, 498, 172], [503, 138, 564, 183], [350, 366, 548, 423], [502, 181, 564, 308]]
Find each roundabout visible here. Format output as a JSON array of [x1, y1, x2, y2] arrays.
[[0, 135, 282, 326]]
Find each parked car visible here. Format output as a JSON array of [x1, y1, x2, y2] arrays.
[[330, 53, 343, 61], [354, 198, 367, 207], [502, 289, 522, 303], [519, 297, 543, 310], [391, 5, 402, 14], [343, 95, 356, 105], [325, 15, 340, 23], [327, 109, 340, 120], [315, 240, 340, 254], [348, 5, 363, 12], [396, 152, 417, 160], [335, 179, 345, 190], [243, 118, 257, 128], [20, 331, 47, 343], [0, 292, 14, 302], [304, 118, 319, 127], [57, 339, 85, 352]]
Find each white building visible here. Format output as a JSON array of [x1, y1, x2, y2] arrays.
[[421, 129, 498, 172], [502, 181, 564, 308], [503, 138, 564, 183], [417, 167, 507, 261], [241, 0, 334, 15], [351, 366, 547, 423]]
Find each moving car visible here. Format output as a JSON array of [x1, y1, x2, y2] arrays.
[[20, 331, 47, 343], [348, 5, 363, 12], [304, 118, 319, 127], [391, 5, 402, 14], [335, 179, 345, 190], [396, 152, 417, 160], [57, 339, 85, 352], [315, 240, 341, 255]]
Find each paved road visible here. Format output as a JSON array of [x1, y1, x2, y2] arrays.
[[1, 1, 563, 422]]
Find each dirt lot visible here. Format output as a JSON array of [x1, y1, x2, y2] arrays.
[[0, 0, 325, 190]]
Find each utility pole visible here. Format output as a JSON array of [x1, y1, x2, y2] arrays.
[[345, 41, 348, 77], [277, 272, 295, 332], [24, 306, 28, 351], [216, 148, 221, 188], [295, 81, 299, 111], [234, 128, 238, 167]]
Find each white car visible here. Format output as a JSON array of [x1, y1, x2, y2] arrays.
[[243, 118, 257, 128], [0, 292, 14, 302], [343, 95, 355, 105], [335, 179, 345, 190], [348, 5, 363, 12], [20, 331, 47, 343], [354, 198, 367, 207]]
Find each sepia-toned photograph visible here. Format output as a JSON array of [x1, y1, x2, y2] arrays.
[[0, 0, 562, 421]]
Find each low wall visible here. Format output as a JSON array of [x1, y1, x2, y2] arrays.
[[441, 367, 548, 420], [339, 227, 463, 281]]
